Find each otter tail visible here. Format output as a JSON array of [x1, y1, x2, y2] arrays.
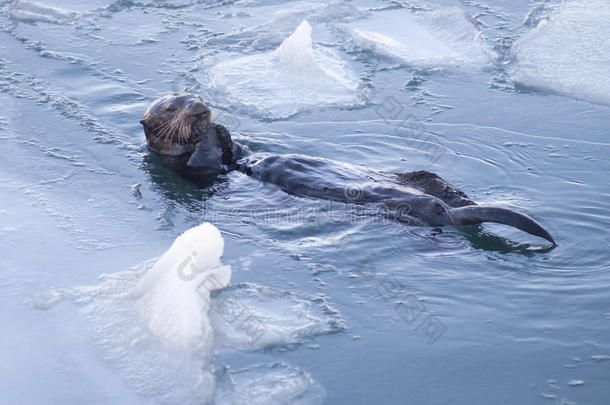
[[449, 206, 555, 244]]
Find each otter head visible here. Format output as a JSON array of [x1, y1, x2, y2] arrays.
[[140, 93, 212, 156]]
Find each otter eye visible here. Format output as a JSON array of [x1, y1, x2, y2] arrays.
[[163, 104, 177, 112]]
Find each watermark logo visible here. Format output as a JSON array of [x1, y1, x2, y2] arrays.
[[356, 82, 376, 104], [343, 183, 365, 202], [376, 275, 447, 344], [395, 114, 426, 140], [375, 95, 404, 122], [338, 234, 447, 345], [177, 250, 200, 281], [215, 296, 267, 345], [176, 250, 268, 346], [351, 256, 378, 282], [374, 96, 446, 163], [393, 202, 416, 224]]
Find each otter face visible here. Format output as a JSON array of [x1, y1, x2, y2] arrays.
[[140, 93, 212, 156]]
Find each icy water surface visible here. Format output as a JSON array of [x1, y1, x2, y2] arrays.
[[1, 0, 609, 404]]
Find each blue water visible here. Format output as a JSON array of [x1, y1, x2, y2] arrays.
[[1, 0, 609, 404]]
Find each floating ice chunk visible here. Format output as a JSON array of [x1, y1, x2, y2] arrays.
[[206, 1, 364, 52], [214, 363, 325, 405], [5, 1, 77, 24], [74, 223, 336, 404], [511, 0, 610, 105], [75, 224, 230, 404], [77, 261, 219, 404], [210, 283, 345, 350], [132, 223, 231, 351], [345, 7, 491, 68], [103, 0, 199, 10], [268, 1, 364, 33], [207, 20, 360, 119], [273, 19, 316, 68], [24, 287, 65, 310]]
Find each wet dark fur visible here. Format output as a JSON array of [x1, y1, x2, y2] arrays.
[[140, 93, 212, 156], [396, 171, 476, 208], [141, 94, 555, 244]]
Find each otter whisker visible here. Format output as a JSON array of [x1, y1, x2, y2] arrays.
[[156, 125, 174, 144], [153, 109, 182, 141], [153, 114, 177, 135], [152, 119, 175, 139], [174, 120, 186, 144], [165, 120, 175, 146], [162, 116, 183, 141], [149, 107, 195, 148], [178, 121, 185, 142], [151, 123, 167, 137], [180, 121, 189, 142], [168, 119, 181, 148], [175, 123, 183, 145]]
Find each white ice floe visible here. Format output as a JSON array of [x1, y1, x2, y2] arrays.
[[511, 0, 610, 106], [345, 7, 491, 68], [267, 1, 364, 31], [205, 1, 364, 53], [24, 287, 65, 310], [207, 20, 361, 119], [75, 222, 339, 404], [214, 363, 325, 405], [5, 1, 77, 24], [104, 0, 199, 9], [211, 283, 344, 350], [131, 223, 231, 351]]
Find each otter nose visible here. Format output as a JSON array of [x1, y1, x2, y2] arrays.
[[188, 101, 210, 117], [182, 101, 211, 124]]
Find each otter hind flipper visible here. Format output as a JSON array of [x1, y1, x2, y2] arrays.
[[449, 205, 555, 244]]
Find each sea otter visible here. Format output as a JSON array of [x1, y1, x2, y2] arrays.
[[140, 93, 555, 244]]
